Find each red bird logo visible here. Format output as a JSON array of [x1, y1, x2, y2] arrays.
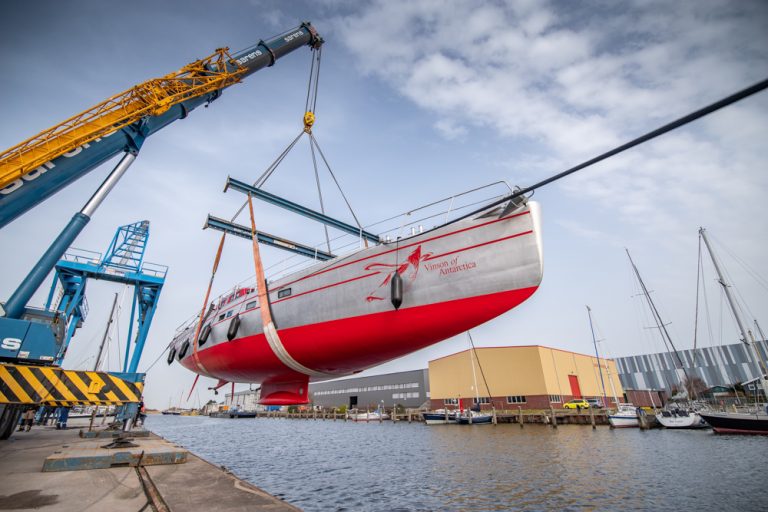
[[363, 246, 431, 302]]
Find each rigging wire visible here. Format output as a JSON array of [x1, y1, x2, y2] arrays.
[[308, 134, 332, 253], [454, 77, 768, 223], [692, 235, 702, 364], [142, 344, 170, 374], [310, 133, 366, 235], [626, 252, 674, 392], [466, 331, 494, 409], [707, 232, 768, 294]]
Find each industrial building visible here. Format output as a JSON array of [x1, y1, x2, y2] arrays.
[[614, 339, 768, 392], [428, 345, 624, 410], [225, 388, 262, 412], [309, 369, 429, 410]]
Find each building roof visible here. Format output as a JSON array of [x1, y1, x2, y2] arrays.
[[428, 344, 611, 364]]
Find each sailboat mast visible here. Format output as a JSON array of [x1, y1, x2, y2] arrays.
[[699, 228, 768, 383], [469, 344, 480, 403], [93, 292, 119, 371], [626, 249, 690, 384], [586, 306, 609, 408]]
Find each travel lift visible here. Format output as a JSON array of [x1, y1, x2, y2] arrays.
[[0, 23, 324, 438]]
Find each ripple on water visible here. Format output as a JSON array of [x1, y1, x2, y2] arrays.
[[147, 416, 767, 512]]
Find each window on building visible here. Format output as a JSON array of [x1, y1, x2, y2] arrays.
[[549, 395, 562, 403], [473, 397, 490, 404], [245, 301, 257, 310], [218, 314, 226, 321], [506, 396, 527, 404], [444, 398, 458, 405], [226, 311, 233, 318]]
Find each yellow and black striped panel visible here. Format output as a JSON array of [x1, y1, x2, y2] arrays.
[[0, 364, 144, 406]]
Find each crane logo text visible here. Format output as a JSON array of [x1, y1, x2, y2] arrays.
[[284, 30, 305, 43], [235, 49, 263, 66], [0, 132, 115, 196]]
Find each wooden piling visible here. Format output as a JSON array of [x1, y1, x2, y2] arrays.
[[589, 406, 596, 429], [638, 409, 650, 430], [518, 407, 524, 428], [550, 408, 557, 428]]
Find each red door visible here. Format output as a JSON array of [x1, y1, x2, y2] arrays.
[[568, 375, 582, 398]]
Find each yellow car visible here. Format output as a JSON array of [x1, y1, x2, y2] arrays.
[[563, 399, 590, 410]]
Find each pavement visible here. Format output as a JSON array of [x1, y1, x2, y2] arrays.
[[0, 419, 301, 511]]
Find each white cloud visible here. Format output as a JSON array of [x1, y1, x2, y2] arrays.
[[332, 0, 768, 239]]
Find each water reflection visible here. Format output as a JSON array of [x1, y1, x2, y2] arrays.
[[147, 416, 766, 511]]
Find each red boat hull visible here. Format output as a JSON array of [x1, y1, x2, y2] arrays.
[[183, 286, 537, 404]]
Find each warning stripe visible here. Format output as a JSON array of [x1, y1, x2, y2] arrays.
[[0, 364, 143, 405]]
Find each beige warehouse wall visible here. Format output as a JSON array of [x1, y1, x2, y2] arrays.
[[536, 346, 624, 398], [429, 346, 547, 399], [429, 345, 624, 400]]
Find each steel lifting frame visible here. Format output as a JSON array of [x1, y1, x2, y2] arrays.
[[204, 215, 335, 261], [224, 176, 380, 245]]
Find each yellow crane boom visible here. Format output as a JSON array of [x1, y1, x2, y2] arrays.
[[0, 48, 245, 190]]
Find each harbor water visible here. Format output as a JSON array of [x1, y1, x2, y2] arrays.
[[147, 415, 767, 511]]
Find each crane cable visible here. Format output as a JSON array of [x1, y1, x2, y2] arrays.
[[239, 46, 366, 249], [457, 77, 768, 222], [182, 49, 332, 399]]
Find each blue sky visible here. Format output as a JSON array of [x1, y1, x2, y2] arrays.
[[1, 1, 766, 409]]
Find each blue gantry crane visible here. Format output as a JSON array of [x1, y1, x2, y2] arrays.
[[44, 220, 167, 372]]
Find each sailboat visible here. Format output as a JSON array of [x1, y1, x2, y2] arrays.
[[626, 249, 707, 429], [585, 306, 640, 428], [608, 403, 640, 428], [169, 186, 543, 405], [456, 333, 494, 425], [695, 228, 768, 435]]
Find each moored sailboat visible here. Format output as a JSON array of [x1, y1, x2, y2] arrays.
[[696, 228, 768, 435], [608, 403, 640, 428]]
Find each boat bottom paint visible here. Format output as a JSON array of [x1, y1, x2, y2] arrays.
[[184, 286, 537, 404]]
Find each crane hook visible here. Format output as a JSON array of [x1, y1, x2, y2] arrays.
[[303, 111, 315, 133]]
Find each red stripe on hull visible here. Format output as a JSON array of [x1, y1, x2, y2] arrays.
[[183, 286, 538, 384], [712, 427, 768, 435]]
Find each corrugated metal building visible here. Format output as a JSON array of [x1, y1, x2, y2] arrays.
[[615, 340, 768, 392], [309, 369, 430, 409], [428, 345, 624, 410]]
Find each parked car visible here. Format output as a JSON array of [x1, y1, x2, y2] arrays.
[[563, 399, 590, 410], [586, 398, 604, 408]]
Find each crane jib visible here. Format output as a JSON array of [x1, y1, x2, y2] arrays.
[[0, 23, 322, 229]]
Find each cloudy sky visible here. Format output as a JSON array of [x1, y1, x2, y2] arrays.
[[1, 1, 766, 409]]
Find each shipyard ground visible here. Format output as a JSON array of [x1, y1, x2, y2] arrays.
[[0, 419, 299, 511]]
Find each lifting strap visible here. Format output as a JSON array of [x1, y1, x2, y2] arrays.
[[190, 232, 227, 374], [246, 193, 333, 378]]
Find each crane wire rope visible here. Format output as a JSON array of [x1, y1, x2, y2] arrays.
[[309, 132, 332, 253], [182, 48, 330, 398], [453, 77, 768, 224]]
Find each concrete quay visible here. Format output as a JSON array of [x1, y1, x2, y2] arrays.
[[0, 420, 300, 511]]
